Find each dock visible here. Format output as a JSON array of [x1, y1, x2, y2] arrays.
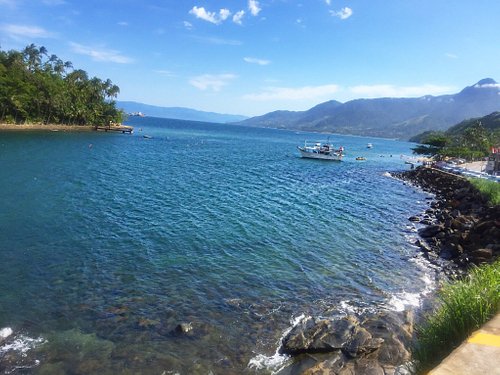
[[94, 123, 133, 134]]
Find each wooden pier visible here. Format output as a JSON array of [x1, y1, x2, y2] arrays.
[[94, 123, 133, 134]]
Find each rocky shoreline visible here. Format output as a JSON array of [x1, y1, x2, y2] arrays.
[[393, 167, 499, 273], [273, 167, 499, 374]]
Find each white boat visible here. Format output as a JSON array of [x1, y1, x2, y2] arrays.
[[367, 143, 373, 149], [297, 140, 344, 161]]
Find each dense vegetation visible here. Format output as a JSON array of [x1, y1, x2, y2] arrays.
[[0, 44, 124, 126], [412, 259, 500, 374], [411, 112, 500, 160]]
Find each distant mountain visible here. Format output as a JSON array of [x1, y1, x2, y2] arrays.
[[234, 79, 500, 140], [117, 101, 248, 123]]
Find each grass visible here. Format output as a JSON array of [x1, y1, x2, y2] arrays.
[[469, 178, 500, 205], [412, 259, 500, 374]]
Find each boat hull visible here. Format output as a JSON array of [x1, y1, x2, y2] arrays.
[[298, 148, 343, 161]]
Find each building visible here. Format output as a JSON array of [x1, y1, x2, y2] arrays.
[[485, 147, 500, 175]]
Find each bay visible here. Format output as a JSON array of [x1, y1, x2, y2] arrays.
[[0, 118, 433, 374]]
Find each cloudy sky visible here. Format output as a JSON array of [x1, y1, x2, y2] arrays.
[[1, 0, 499, 116]]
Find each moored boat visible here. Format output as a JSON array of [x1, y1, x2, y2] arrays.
[[297, 140, 344, 161]]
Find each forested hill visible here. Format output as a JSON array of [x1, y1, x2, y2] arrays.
[[0, 44, 123, 125], [410, 111, 500, 143], [234, 79, 500, 140]]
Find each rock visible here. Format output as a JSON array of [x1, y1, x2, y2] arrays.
[[408, 216, 420, 222], [353, 359, 385, 375], [281, 316, 358, 355], [174, 322, 193, 335], [342, 326, 384, 358], [471, 248, 493, 259], [418, 225, 443, 238]]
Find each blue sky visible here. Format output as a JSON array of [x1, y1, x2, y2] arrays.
[[1, 0, 499, 116]]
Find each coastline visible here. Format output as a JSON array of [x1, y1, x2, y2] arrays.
[[0, 123, 94, 132], [274, 166, 499, 374]]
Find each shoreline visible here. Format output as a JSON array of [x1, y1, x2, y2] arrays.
[[276, 166, 498, 374], [0, 123, 94, 132]]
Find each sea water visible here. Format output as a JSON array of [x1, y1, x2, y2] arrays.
[[0, 118, 434, 374]]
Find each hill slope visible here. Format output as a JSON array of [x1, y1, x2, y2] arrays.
[[117, 101, 248, 123], [235, 79, 500, 140]]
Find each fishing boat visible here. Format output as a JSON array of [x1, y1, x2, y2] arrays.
[[367, 143, 373, 149], [297, 140, 344, 161]]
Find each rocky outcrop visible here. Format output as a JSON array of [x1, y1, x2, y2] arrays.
[[393, 167, 500, 271], [280, 311, 414, 374]]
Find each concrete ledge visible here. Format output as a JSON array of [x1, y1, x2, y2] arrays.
[[429, 314, 500, 375]]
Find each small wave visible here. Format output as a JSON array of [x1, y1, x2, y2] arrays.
[[0, 328, 46, 366], [386, 262, 436, 312], [247, 314, 307, 374], [0, 327, 13, 339], [0, 334, 46, 356], [387, 292, 422, 312]]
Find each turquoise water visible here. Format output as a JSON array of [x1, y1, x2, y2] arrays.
[[0, 118, 432, 374]]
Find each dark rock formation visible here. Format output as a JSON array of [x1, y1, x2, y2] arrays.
[[393, 167, 500, 271], [281, 311, 414, 374]]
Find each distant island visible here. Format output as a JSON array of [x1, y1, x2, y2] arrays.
[[0, 44, 123, 127], [117, 101, 248, 124]]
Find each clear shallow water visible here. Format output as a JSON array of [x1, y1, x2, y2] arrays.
[[0, 118, 433, 374]]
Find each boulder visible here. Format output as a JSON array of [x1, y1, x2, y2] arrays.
[[418, 225, 443, 238], [281, 316, 357, 355]]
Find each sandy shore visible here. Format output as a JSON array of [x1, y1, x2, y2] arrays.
[[460, 161, 488, 173], [0, 123, 94, 132]]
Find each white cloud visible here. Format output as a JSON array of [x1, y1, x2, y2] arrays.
[[189, 6, 231, 25], [244, 57, 270, 66], [325, 0, 332, 5], [1, 24, 55, 39], [117, 21, 128, 26], [244, 84, 340, 101], [348, 84, 455, 98], [189, 74, 237, 91], [233, 10, 245, 25], [70, 42, 133, 64], [331, 7, 353, 20], [184, 21, 193, 30], [445, 53, 458, 59], [248, 0, 261, 16], [474, 83, 500, 89]]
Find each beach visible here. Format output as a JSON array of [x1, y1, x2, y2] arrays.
[[0, 123, 94, 132]]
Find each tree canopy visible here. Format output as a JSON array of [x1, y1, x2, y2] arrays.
[[0, 44, 124, 126], [412, 118, 499, 160]]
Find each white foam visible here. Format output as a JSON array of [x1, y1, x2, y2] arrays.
[[247, 314, 307, 374], [388, 291, 422, 312], [0, 334, 46, 357], [0, 327, 13, 339]]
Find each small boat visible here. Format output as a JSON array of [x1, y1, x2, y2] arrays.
[[356, 156, 366, 161], [297, 140, 344, 161], [143, 135, 153, 139], [367, 143, 373, 149]]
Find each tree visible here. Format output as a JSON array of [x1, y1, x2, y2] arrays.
[[412, 133, 449, 158], [0, 44, 123, 126]]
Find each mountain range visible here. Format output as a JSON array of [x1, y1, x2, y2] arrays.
[[234, 78, 500, 140], [116, 101, 248, 124]]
